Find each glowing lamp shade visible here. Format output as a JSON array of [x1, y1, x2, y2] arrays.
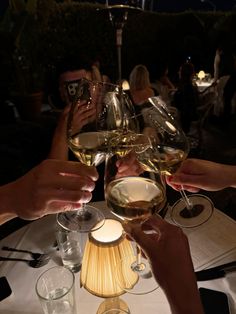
[[80, 219, 138, 298], [121, 80, 130, 91], [197, 70, 206, 80]]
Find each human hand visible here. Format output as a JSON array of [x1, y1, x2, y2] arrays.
[[123, 216, 204, 314], [71, 100, 96, 133], [10, 159, 98, 220], [115, 151, 144, 178], [123, 215, 193, 288], [166, 158, 236, 192]]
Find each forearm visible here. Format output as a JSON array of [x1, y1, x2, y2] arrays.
[[48, 117, 68, 160], [0, 182, 17, 225], [48, 130, 68, 160], [224, 165, 236, 188], [163, 280, 204, 314]]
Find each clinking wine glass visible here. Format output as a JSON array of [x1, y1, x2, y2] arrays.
[[138, 96, 214, 228], [57, 78, 133, 232], [104, 134, 167, 294]]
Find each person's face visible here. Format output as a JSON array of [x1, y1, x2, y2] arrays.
[[59, 69, 89, 103]]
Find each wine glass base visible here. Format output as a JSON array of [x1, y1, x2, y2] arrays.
[[116, 255, 159, 295], [57, 205, 105, 232], [171, 194, 214, 228], [96, 298, 130, 314]]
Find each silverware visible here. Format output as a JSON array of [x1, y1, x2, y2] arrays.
[[195, 261, 236, 281], [2, 246, 49, 260], [0, 256, 50, 268]]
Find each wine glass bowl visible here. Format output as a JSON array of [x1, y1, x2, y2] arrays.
[[138, 96, 214, 228], [106, 176, 166, 223]]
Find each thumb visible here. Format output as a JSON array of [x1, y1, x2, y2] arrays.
[[123, 222, 151, 249]]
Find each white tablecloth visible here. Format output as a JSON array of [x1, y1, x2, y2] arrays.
[[0, 202, 236, 314]]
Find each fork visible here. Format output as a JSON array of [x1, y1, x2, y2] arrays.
[[2, 246, 50, 260], [0, 256, 50, 268]]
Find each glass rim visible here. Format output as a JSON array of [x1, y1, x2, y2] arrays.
[[35, 266, 75, 300]]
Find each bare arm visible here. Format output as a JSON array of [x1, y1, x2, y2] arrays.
[[0, 159, 98, 224], [48, 107, 69, 160], [123, 216, 204, 314], [166, 158, 236, 192]]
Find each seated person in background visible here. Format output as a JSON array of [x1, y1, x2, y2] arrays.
[[91, 58, 111, 83], [151, 62, 176, 106], [213, 46, 223, 82], [129, 64, 157, 106], [128, 64, 157, 130], [173, 62, 200, 133], [48, 57, 104, 111], [213, 49, 236, 118]]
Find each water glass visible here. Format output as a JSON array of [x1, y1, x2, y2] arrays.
[[36, 266, 76, 314], [56, 228, 82, 273]]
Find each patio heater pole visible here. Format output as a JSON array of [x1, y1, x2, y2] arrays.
[[102, 2, 142, 82], [108, 7, 129, 82]]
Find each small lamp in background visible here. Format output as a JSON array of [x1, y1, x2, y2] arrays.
[[80, 219, 138, 298], [121, 79, 130, 91], [197, 70, 206, 81]]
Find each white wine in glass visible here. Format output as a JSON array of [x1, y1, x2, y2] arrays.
[[139, 96, 214, 228]]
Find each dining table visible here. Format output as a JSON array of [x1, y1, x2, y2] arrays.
[[0, 201, 236, 314], [195, 79, 215, 93]]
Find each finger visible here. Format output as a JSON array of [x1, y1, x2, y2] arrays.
[[56, 175, 96, 192], [168, 173, 204, 188], [49, 189, 93, 204], [123, 222, 154, 250], [180, 185, 200, 193], [49, 160, 98, 181], [143, 215, 178, 234]]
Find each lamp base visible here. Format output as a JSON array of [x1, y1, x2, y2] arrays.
[[96, 297, 130, 314]]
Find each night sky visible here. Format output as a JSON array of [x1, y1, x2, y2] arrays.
[[0, 0, 235, 16], [154, 0, 236, 12]]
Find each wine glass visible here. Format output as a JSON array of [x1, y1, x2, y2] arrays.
[[104, 136, 167, 294], [57, 78, 132, 232], [138, 96, 214, 228]]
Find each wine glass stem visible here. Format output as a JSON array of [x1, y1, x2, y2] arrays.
[[132, 244, 146, 272], [180, 186, 193, 210]]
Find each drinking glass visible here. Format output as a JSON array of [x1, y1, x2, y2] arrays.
[[105, 145, 167, 294], [138, 96, 214, 228], [57, 79, 138, 232], [36, 266, 76, 314], [56, 228, 83, 273]]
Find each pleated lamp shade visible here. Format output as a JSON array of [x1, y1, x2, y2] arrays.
[[80, 219, 138, 298]]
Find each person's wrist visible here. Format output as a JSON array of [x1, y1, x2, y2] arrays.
[[225, 165, 236, 188], [0, 182, 18, 224]]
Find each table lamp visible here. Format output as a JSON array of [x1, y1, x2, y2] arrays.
[[80, 218, 138, 298], [197, 70, 206, 81]]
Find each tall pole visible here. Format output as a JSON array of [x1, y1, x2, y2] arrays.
[[116, 28, 123, 81], [102, 4, 142, 82], [108, 7, 128, 82]]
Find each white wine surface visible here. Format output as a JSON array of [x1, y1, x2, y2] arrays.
[[106, 177, 166, 222], [138, 145, 186, 175], [69, 132, 107, 166]]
